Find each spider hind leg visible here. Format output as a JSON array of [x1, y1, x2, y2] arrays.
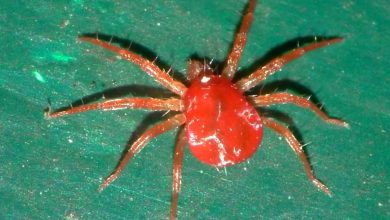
[[170, 128, 186, 220], [98, 114, 186, 191], [262, 116, 331, 195]]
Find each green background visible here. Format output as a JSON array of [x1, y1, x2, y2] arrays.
[[1, 0, 388, 219]]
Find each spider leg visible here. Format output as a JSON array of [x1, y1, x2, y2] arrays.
[[99, 113, 186, 191], [262, 116, 331, 195], [236, 38, 343, 91], [46, 98, 183, 118], [250, 93, 349, 128], [79, 37, 187, 96], [222, 0, 256, 80], [170, 127, 186, 220]]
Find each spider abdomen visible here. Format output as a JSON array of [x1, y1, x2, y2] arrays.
[[184, 74, 263, 167]]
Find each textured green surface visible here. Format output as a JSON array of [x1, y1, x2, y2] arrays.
[[1, 0, 389, 219]]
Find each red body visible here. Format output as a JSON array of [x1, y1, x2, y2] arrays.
[[184, 74, 263, 167]]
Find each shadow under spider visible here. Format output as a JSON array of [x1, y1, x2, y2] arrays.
[[258, 107, 311, 157], [235, 35, 341, 81], [79, 33, 188, 84], [125, 111, 172, 154]]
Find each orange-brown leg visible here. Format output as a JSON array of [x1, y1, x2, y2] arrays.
[[45, 97, 183, 118], [250, 93, 349, 128], [99, 114, 186, 191], [262, 116, 331, 195], [170, 127, 186, 220], [236, 38, 343, 91], [79, 37, 187, 97], [222, 0, 256, 80], [186, 60, 213, 82]]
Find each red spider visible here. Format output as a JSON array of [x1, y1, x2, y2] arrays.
[[47, 0, 349, 218]]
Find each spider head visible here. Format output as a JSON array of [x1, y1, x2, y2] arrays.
[[187, 59, 216, 81]]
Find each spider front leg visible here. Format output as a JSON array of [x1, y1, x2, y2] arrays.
[[46, 97, 183, 118], [79, 36, 187, 96], [99, 114, 186, 191], [250, 93, 349, 128], [222, 0, 256, 80], [170, 127, 186, 220], [236, 38, 343, 91], [262, 117, 331, 195]]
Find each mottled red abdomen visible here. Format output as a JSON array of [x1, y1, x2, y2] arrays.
[[184, 74, 263, 167]]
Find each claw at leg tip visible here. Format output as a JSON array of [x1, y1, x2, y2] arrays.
[[98, 179, 110, 192], [338, 120, 350, 129], [312, 179, 331, 196], [98, 183, 106, 192], [329, 119, 350, 129], [44, 107, 52, 119], [323, 187, 332, 197]]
